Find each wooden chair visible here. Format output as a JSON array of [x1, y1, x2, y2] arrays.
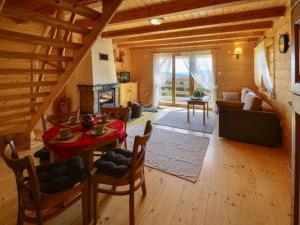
[[1, 140, 89, 225], [91, 120, 153, 225], [101, 106, 129, 149]]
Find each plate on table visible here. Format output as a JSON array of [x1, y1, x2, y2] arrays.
[[56, 132, 74, 141], [87, 128, 107, 137], [97, 120, 111, 124]]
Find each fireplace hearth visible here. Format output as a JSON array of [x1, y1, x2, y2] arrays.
[[78, 83, 119, 114]]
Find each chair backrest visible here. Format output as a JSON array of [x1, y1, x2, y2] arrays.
[[101, 106, 129, 124], [1, 140, 42, 212], [42, 109, 80, 132], [131, 120, 152, 171]]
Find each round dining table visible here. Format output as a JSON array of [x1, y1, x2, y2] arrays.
[[43, 116, 126, 162]]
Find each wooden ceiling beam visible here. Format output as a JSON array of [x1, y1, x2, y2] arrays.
[[117, 31, 264, 48], [129, 38, 258, 50], [36, 0, 101, 19], [112, 21, 272, 44], [103, 7, 285, 38], [0, 29, 83, 49], [77, 0, 260, 26], [0, 50, 73, 61], [2, 5, 91, 34]]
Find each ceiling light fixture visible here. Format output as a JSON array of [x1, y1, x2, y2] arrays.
[[150, 18, 164, 26]]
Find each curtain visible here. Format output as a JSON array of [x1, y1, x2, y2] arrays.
[[254, 41, 273, 94], [153, 53, 172, 108], [182, 52, 217, 111]]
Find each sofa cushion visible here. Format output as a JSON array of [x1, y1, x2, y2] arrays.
[[241, 87, 252, 103], [216, 101, 244, 110], [243, 92, 263, 110], [222, 92, 240, 101]]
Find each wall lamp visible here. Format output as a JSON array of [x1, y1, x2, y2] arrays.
[[234, 47, 243, 59]]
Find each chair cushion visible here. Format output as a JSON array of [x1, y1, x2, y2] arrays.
[[243, 92, 263, 111], [33, 147, 50, 161], [36, 156, 87, 194], [94, 148, 133, 178]]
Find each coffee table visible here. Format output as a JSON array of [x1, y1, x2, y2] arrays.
[[187, 96, 210, 124]]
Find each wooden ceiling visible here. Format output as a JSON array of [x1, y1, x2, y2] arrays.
[[101, 0, 288, 49], [3, 0, 289, 50]]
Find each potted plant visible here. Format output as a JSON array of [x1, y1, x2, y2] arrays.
[[193, 87, 207, 99]]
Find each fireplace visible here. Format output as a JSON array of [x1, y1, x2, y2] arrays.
[[99, 89, 115, 108], [78, 83, 119, 114]]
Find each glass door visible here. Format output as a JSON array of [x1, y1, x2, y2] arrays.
[[175, 56, 192, 105]]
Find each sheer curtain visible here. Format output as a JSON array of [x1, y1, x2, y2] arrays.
[[153, 53, 172, 108], [254, 41, 274, 96], [182, 51, 217, 111]]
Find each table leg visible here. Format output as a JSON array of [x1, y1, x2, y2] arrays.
[[203, 103, 206, 125], [193, 104, 195, 116], [80, 151, 94, 224], [207, 102, 209, 117], [187, 103, 190, 123]]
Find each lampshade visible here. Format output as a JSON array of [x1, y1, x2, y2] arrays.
[[150, 18, 164, 26], [234, 47, 243, 55]]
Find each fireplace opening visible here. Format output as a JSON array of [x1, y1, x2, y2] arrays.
[[99, 89, 115, 109]]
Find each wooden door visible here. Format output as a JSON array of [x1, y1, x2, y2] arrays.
[[292, 1, 300, 95], [292, 2, 300, 225]]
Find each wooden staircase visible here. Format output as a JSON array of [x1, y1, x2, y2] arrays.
[[0, 0, 122, 137]]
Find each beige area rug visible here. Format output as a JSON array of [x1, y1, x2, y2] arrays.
[[154, 109, 216, 134], [127, 125, 210, 182]]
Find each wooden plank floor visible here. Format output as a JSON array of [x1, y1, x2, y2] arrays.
[[0, 107, 291, 225]]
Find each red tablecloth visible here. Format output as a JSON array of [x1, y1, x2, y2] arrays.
[[43, 117, 125, 161]]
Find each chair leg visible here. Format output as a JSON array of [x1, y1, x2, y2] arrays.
[[129, 184, 135, 225], [17, 206, 23, 225], [124, 139, 128, 149], [141, 171, 147, 196], [93, 182, 98, 225], [82, 181, 89, 225]]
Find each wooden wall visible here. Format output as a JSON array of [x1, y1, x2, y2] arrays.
[[264, 7, 292, 156], [127, 43, 257, 106]]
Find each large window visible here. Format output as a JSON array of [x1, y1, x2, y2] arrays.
[[156, 52, 215, 108]]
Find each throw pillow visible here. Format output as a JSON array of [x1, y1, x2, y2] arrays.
[[243, 92, 263, 111]]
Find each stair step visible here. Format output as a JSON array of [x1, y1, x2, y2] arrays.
[[3, 5, 91, 34], [0, 50, 73, 61], [0, 119, 30, 128], [0, 92, 49, 101], [37, 0, 102, 19], [0, 69, 64, 75], [0, 102, 43, 112], [0, 112, 35, 122], [0, 81, 57, 89], [0, 29, 83, 49]]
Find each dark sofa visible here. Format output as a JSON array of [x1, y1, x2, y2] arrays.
[[217, 88, 281, 147]]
